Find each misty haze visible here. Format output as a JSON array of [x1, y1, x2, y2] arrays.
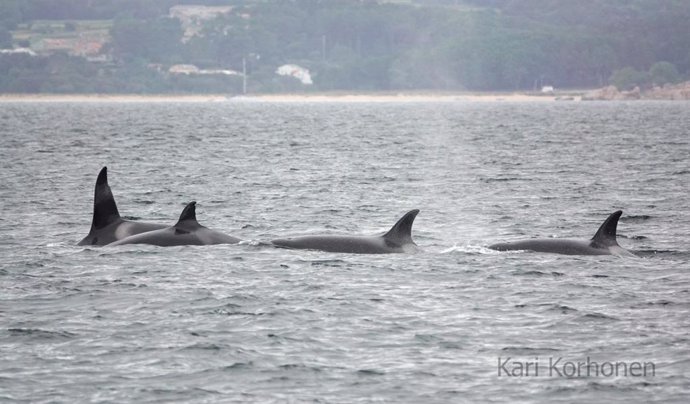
[[1, 0, 689, 97]]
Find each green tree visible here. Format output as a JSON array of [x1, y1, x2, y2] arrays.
[[0, 25, 12, 48], [0, 0, 23, 29], [649, 61, 681, 86], [111, 17, 183, 63], [610, 67, 649, 91]]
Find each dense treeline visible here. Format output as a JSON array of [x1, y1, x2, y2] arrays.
[[1, 0, 688, 93]]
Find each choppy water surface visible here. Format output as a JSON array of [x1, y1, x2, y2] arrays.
[[0, 100, 688, 403]]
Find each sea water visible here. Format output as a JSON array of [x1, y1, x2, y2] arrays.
[[0, 100, 688, 403]]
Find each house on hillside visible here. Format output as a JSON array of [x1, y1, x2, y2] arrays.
[[169, 5, 234, 42]]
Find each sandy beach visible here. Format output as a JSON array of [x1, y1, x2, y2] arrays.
[[0, 94, 231, 103], [237, 92, 565, 103], [0, 92, 572, 103]]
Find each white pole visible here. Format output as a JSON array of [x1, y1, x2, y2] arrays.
[[242, 57, 247, 94]]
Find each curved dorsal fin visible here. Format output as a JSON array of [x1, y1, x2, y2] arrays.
[[174, 201, 201, 230], [382, 209, 419, 245], [591, 210, 622, 246], [92, 166, 121, 229]]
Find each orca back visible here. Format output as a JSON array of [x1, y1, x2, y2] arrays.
[[382, 209, 419, 247], [590, 210, 622, 248], [91, 166, 122, 230]]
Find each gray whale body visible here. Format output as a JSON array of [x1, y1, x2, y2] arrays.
[[107, 201, 241, 247], [271, 209, 419, 254], [78, 167, 166, 246], [489, 210, 636, 257]]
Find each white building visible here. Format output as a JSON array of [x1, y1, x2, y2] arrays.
[[276, 64, 313, 85]]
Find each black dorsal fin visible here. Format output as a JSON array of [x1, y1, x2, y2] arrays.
[[591, 210, 622, 246], [91, 166, 121, 229], [174, 201, 201, 229], [382, 209, 419, 245]]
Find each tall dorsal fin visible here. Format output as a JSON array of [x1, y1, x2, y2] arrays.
[[591, 210, 622, 246], [91, 166, 121, 229], [174, 201, 201, 230], [382, 209, 419, 245]]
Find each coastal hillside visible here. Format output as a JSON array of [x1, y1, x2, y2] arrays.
[[1, 0, 688, 94]]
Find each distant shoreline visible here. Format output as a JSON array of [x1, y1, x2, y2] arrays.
[[0, 88, 688, 103], [0, 92, 574, 103], [2, 90, 687, 103]]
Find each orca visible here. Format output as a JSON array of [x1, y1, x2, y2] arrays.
[[271, 209, 420, 254], [78, 167, 166, 246], [489, 210, 636, 257], [107, 201, 241, 247]]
